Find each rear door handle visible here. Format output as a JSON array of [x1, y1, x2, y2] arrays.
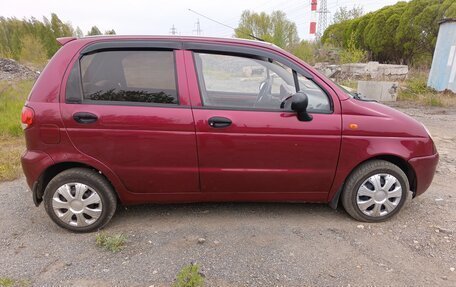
[[73, 112, 98, 124], [208, 116, 232, 128]]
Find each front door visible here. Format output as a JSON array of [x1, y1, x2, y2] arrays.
[[188, 51, 341, 200]]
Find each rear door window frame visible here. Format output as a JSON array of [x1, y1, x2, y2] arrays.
[[66, 41, 182, 108]]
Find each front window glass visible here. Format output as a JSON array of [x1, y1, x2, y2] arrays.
[[194, 53, 296, 110], [297, 74, 331, 112], [194, 52, 331, 112]]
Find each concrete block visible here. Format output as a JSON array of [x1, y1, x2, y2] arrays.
[[357, 81, 399, 102], [321, 62, 408, 80]]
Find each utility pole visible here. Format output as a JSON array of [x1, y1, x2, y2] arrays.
[[193, 19, 202, 36], [169, 24, 178, 35], [316, 0, 330, 40]]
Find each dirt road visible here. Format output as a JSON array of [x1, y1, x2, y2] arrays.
[[0, 104, 455, 286]]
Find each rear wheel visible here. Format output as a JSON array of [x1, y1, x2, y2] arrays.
[[341, 160, 409, 222], [43, 168, 117, 232]]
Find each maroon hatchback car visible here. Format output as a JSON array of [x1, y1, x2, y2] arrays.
[[21, 36, 439, 232]]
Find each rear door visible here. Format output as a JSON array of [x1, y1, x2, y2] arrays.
[[60, 42, 199, 194], [185, 47, 342, 201]]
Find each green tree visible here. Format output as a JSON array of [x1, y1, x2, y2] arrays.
[[333, 6, 364, 24], [235, 10, 299, 49], [75, 26, 84, 37], [50, 13, 73, 38], [19, 35, 47, 67], [363, 3, 407, 63], [321, 20, 352, 48], [0, 13, 73, 62], [289, 41, 316, 64], [105, 29, 116, 35], [339, 32, 367, 64], [395, 0, 438, 64], [322, 0, 456, 65], [42, 14, 73, 57], [87, 26, 102, 36], [442, 0, 456, 17], [0, 17, 23, 59]]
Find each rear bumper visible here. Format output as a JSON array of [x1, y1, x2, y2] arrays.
[[21, 150, 54, 190], [408, 153, 439, 196]]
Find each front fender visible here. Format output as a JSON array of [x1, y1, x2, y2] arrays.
[[327, 136, 433, 202]]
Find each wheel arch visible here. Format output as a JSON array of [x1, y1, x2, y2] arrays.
[[329, 154, 417, 209], [33, 161, 118, 206]]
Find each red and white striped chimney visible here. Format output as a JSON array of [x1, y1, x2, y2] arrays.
[[310, 0, 317, 35]]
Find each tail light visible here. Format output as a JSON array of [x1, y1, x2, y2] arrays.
[[21, 106, 35, 129]]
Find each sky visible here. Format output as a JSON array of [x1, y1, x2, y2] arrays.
[[1, 0, 405, 40]]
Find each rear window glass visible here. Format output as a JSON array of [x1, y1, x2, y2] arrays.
[[80, 50, 178, 105]]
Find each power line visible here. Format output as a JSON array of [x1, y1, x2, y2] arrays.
[[188, 9, 239, 33], [188, 8, 265, 41]]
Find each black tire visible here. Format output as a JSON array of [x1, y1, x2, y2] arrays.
[[43, 168, 117, 233], [341, 160, 410, 222]]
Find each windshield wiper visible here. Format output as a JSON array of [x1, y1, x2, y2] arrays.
[[353, 92, 377, 102]]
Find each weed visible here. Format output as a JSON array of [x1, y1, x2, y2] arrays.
[[95, 232, 127, 252], [173, 263, 205, 287], [398, 73, 456, 107], [427, 95, 443, 107], [0, 278, 15, 287], [0, 277, 29, 287], [0, 136, 24, 182], [0, 80, 34, 137], [0, 80, 32, 182]]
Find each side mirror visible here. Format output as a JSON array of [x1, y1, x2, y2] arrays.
[[291, 92, 313, 122]]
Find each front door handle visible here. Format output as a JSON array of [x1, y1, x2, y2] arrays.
[[208, 116, 232, 128], [73, 112, 98, 124]]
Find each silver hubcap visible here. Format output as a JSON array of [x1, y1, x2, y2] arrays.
[[356, 174, 402, 217], [52, 183, 102, 227]]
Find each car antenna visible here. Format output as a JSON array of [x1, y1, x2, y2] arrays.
[[187, 8, 265, 42]]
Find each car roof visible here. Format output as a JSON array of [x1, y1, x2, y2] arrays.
[[61, 35, 278, 50]]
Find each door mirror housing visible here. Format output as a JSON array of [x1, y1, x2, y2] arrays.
[[291, 92, 313, 122]]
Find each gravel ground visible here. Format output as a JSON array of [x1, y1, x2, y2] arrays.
[[0, 104, 455, 287]]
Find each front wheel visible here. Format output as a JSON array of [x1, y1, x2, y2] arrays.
[[43, 168, 117, 233], [341, 160, 410, 222]]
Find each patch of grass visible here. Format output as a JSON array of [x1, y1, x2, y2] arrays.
[[398, 74, 456, 107], [0, 136, 24, 182], [173, 263, 205, 287], [398, 76, 429, 101], [0, 80, 34, 137], [426, 95, 443, 107], [95, 232, 127, 252], [0, 80, 32, 182], [0, 277, 29, 287], [0, 278, 15, 287]]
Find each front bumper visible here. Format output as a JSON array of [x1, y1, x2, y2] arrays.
[[408, 153, 439, 196]]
